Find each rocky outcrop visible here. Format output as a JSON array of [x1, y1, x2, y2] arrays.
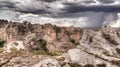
[[1, 20, 120, 67], [67, 27, 120, 67], [0, 20, 82, 53], [66, 49, 119, 67]]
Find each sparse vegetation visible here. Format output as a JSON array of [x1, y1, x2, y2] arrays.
[[56, 56, 65, 61], [48, 50, 62, 56], [116, 48, 120, 54], [10, 47, 17, 51], [39, 39, 48, 52], [32, 50, 47, 55], [102, 51, 110, 56], [111, 60, 120, 66], [69, 38, 80, 46], [14, 60, 22, 64], [0, 40, 5, 48], [96, 64, 106, 67], [14, 42, 19, 46], [69, 63, 83, 67], [0, 48, 3, 53], [102, 33, 119, 45], [31, 38, 63, 55], [31, 38, 49, 55], [89, 37, 93, 42], [84, 64, 94, 67]]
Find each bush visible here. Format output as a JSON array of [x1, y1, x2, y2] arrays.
[[116, 48, 120, 54], [0, 40, 5, 48], [31, 38, 49, 55], [69, 63, 83, 67], [31, 38, 48, 51], [40, 39, 48, 52], [96, 64, 106, 67], [102, 51, 110, 56], [69, 38, 80, 46], [84, 64, 94, 67]]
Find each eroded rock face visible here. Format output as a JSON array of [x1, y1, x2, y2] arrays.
[[66, 27, 120, 67], [79, 28, 120, 56], [66, 49, 119, 67], [1, 20, 120, 67], [0, 21, 82, 52]]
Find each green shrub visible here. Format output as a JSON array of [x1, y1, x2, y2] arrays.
[[40, 39, 48, 52], [0, 40, 5, 48], [69, 63, 83, 67], [116, 48, 120, 54], [31, 38, 49, 55], [102, 51, 110, 56], [69, 38, 80, 46], [84, 64, 94, 67], [96, 64, 106, 67]]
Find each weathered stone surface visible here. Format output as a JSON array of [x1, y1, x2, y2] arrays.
[[1, 20, 120, 67], [66, 48, 119, 67], [2, 55, 41, 67], [32, 58, 61, 67], [0, 20, 82, 52]]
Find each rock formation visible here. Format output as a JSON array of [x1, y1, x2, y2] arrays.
[[0, 19, 120, 67]]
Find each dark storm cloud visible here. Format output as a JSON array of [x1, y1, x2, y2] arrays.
[[0, 0, 120, 28], [0, 0, 120, 15], [16, 10, 50, 14], [40, 0, 57, 2], [99, 0, 115, 3], [62, 5, 120, 13], [0, 1, 16, 9]]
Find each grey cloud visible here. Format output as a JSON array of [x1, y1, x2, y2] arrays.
[[62, 5, 120, 13], [98, 0, 115, 4], [40, 0, 57, 2], [0, 0, 120, 15], [0, 0, 120, 28], [0, 1, 16, 9]]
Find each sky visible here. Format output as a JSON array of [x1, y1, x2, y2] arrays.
[[0, 0, 120, 28]]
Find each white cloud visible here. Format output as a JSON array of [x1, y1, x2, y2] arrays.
[[10, 12, 117, 28]]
